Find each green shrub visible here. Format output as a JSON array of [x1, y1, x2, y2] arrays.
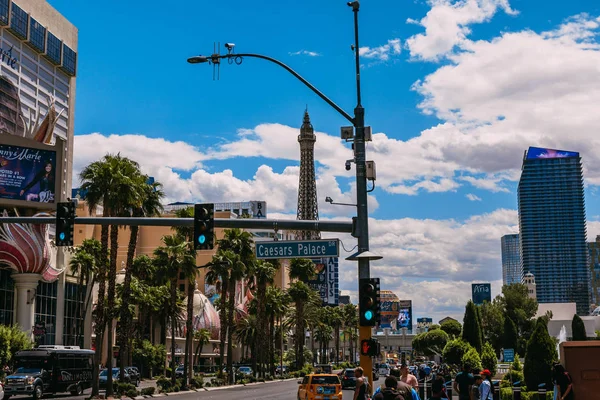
[[115, 382, 137, 396], [443, 338, 473, 366], [461, 347, 482, 371], [125, 389, 139, 398], [524, 318, 557, 391], [190, 376, 204, 388], [156, 376, 172, 392], [141, 387, 155, 396], [481, 342, 498, 376]]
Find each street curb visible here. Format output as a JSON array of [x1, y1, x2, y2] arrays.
[[133, 377, 297, 397]]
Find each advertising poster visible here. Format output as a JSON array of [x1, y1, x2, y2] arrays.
[[307, 257, 339, 306], [0, 144, 56, 203], [472, 283, 492, 305], [417, 317, 433, 332], [380, 300, 399, 330], [527, 147, 578, 160], [204, 282, 220, 305], [397, 300, 413, 333]]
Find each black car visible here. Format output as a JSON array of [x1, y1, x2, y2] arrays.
[[341, 368, 356, 389], [126, 367, 140, 386], [99, 368, 130, 389]]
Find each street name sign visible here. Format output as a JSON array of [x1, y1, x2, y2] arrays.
[[256, 239, 340, 259]]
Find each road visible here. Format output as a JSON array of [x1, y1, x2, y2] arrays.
[[7, 380, 307, 400]]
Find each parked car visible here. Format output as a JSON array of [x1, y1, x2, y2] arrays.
[[174, 366, 185, 379], [341, 368, 356, 389], [126, 367, 140, 386], [237, 366, 253, 376], [298, 374, 342, 400], [99, 368, 130, 389], [275, 365, 288, 375]]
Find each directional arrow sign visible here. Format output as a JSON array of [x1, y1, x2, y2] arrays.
[[255, 239, 340, 259]]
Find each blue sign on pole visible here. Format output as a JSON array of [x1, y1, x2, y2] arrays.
[[255, 239, 339, 259], [504, 348, 515, 363]]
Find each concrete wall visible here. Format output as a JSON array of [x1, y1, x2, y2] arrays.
[[560, 341, 600, 400]]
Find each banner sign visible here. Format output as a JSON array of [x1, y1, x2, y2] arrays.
[[0, 144, 56, 203], [397, 300, 413, 333], [307, 257, 339, 306], [417, 317, 433, 330], [472, 283, 492, 305]]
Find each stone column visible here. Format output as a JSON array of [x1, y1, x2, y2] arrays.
[[12, 273, 42, 338]]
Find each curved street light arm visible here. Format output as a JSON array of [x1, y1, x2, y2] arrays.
[[219, 53, 355, 125]]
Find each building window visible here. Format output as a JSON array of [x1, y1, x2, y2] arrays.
[[46, 32, 62, 65], [61, 44, 76, 76], [0, 0, 9, 26], [35, 281, 58, 345], [63, 282, 86, 347], [9, 3, 28, 40], [28, 17, 46, 53], [0, 269, 14, 326]]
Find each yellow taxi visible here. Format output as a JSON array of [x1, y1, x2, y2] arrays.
[[297, 373, 342, 400]]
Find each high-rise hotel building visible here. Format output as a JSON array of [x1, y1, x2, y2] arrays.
[[518, 147, 590, 315], [501, 234, 521, 286], [0, 0, 78, 343]]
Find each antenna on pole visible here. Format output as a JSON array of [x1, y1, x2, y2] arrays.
[[211, 42, 221, 80]]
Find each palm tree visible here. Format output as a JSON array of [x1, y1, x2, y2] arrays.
[[225, 253, 246, 384], [253, 260, 277, 377], [328, 307, 343, 365], [342, 304, 359, 362], [193, 328, 212, 366], [80, 154, 142, 397], [154, 234, 193, 384], [287, 258, 316, 370], [68, 239, 103, 346], [205, 253, 231, 371], [118, 178, 164, 377], [235, 314, 257, 362], [265, 286, 289, 375]]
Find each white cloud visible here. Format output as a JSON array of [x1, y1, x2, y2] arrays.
[[405, 0, 518, 61], [466, 193, 482, 201], [359, 38, 401, 61], [289, 50, 321, 57]]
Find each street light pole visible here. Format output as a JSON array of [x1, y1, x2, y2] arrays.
[[187, 0, 372, 384]]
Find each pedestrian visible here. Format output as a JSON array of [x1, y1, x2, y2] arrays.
[[354, 367, 369, 400], [429, 376, 447, 400], [479, 370, 493, 400], [471, 375, 482, 400], [453, 364, 475, 400], [553, 363, 574, 400], [400, 363, 419, 389], [373, 376, 405, 400]]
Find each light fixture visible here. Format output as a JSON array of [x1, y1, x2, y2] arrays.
[[346, 250, 383, 261]]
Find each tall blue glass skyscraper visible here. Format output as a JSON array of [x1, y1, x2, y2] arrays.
[[501, 234, 521, 286], [518, 147, 590, 315]]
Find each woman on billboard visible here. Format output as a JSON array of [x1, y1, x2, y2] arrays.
[[19, 160, 55, 203]]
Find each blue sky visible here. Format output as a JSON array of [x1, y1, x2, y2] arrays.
[[50, 0, 600, 320]]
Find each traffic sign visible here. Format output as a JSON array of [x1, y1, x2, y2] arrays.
[[255, 239, 339, 259], [504, 348, 515, 363]]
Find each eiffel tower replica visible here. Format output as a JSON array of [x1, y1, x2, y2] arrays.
[[296, 108, 320, 240]]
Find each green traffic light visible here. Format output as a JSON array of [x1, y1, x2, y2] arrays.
[[364, 310, 373, 320]]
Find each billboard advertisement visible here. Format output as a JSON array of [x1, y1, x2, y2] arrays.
[[527, 147, 579, 160], [380, 300, 399, 330], [397, 300, 413, 333], [472, 283, 492, 305], [417, 317, 433, 331], [307, 257, 339, 306], [0, 144, 56, 203]]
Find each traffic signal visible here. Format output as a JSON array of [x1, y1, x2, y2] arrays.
[[359, 278, 380, 326], [360, 338, 380, 357], [194, 203, 214, 250], [55, 201, 75, 246]]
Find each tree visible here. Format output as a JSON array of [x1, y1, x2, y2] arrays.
[[498, 283, 538, 354], [440, 319, 462, 339], [502, 316, 518, 351], [154, 234, 191, 384], [462, 301, 483, 353], [205, 253, 230, 371], [480, 298, 505, 353], [461, 347, 482, 372], [429, 324, 441, 331], [266, 286, 290, 375], [342, 304, 359, 363], [119, 178, 164, 377], [481, 342, 497, 376], [132, 340, 166, 378], [253, 260, 277, 377], [288, 258, 317, 369], [524, 318, 557, 391], [571, 314, 587, 341], [442, 338, 472, 366], [193, 329, 212, 366], [0, 325, 32, 368], [80, 154, 143, 397], [413, 329, 449, 357]]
